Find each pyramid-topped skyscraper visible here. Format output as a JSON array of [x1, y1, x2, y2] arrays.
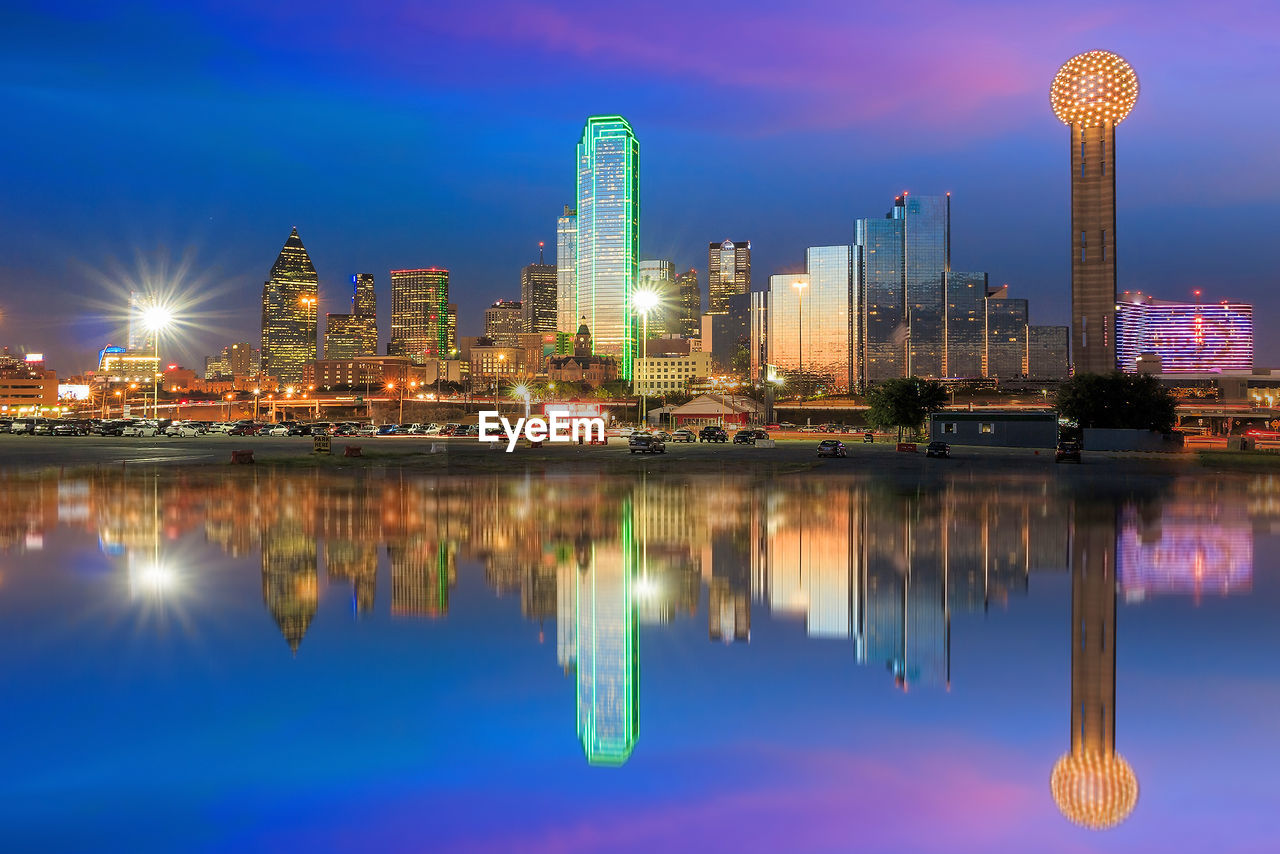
[[261, 227, 319, 384]]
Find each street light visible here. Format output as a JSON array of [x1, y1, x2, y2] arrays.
[[634, 288, 659, 427], [252, 387, 261, 420], [792, 279, 808, 399], [140, 302, 174, 421], [494, 354, 506, 411]]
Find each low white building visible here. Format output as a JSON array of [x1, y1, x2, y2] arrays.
[[633, 351, 711, 396]]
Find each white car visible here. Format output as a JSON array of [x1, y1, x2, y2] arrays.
[[422, 423, 443, 435], [267, 424, 290, 436], [121, 422, 159, 437], [167, 424, 202, 438]]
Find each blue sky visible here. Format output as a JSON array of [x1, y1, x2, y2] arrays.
[[2, 1, 1278, 369]]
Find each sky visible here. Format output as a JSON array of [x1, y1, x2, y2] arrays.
[[2, 0, 1279, 371]]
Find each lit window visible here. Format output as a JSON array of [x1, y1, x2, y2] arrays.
[[980, 423, 994, 434]]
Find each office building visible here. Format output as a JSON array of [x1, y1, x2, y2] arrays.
[[556, 206, 578, 334], [984, 286, 1029, 378], [674, 269, 701, 339], [388, 268, 449, 363], [749, 290, 768, 384], [1115, 293, 1252, 374], [575, 115, 640, 379], [260, 227, 319, 384], [323, 273, 378, 360], [447, 302, 457, 353], [708, 240, 750, 315], [633, 351, 711, 396], [521, 249, 558, 334], [127, 291, 154, 352], [945, 272, 989, 378], [766, 245, 854, 394], [485, 300, 524, 347], [638, 259, 675, 337], [203, 342, 260, 380], [1050, 50, 1140, 374], [1029, 326, 1070, 380], [576, 539, 639, 766]]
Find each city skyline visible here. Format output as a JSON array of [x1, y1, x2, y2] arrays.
[[5, 3, 1278, 372]]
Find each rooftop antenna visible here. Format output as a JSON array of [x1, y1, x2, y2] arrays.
[[538, 241, 545, 265]]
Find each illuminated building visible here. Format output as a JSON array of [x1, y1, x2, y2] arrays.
[[1051, 50, 1140, 375], [127, 290, 154, 352], [575, 517, 639, 766], [203, 342, 259, 380], [521, 252, 558, 334], [389, 540, 452, 618], [326, 540, 378, 613], [673, 269, 701, 340], [260, 227, 319, 385], [708, 240, 750, 315], [944, 272, 988, 378], [1029, 326, 1071, 380], [984, 286, 1028, 378], [1051, 498, 1138, 830], [1115, 293, 1252, 373], [96, 345, 159, 382], [447, 302, 457, 352], [556, 205, 578, 334], [1118, 502, 1252, 601], [388, 268, 449, 363], [638, 259, 675, 337], [575, 115, 640, 379], [633, 351, 711, 396], [748, 290, 768, 385], [0, 350, 57, 413], [547, 321, 618, 387], [323, 273, 378, 359], [484, 299, 524, 347], [260, 524, 318, 654], [767, 245, 854, 394], [305, 355, 422, 389]]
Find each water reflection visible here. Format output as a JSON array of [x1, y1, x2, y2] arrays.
[[0, 467, 1271, 832]]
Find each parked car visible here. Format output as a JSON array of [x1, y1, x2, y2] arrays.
[[816, 439, 847, 458], [332, 423, 359, 436], [121, 422, 159, 437], [798, 425, 819, 433], [699, 426, 728, 443], [651, 430, 672, 442], [422, 423, 443, 435], [778, 422, 796, 430], [286, 423, 313, 436], [264, 424, 289, 436], [628, 433, 667, 454], [925, 441, 951, 459], [227, 422, 259, 436], [670, 429, 695, 443], [732, 429, 757, 445], [168, 423, 202, 438], [32, 420, 54, 435], [51, 421, 86, 436], [863, 432, 875, 444], [1055, 440, 1082, 463]]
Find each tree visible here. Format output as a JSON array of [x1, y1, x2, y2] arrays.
[[866, 377, 948, 441], [1055, 372, 1176, 433], [730, 344, 750, 378]]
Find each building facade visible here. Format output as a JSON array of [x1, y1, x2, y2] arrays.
[[674, 268, 701, 339], [984, 287, 1029, 378], [260, 227, 319, 384], [305, 355, 424, 390], [1029, 326, 1070, 380], [575, 116, 640, 378], [1115, 294, 1253, 374], [323, 273, 378, 360], [708, 240, 750, 315], [204, 342, 260, 380], [633, 351, 711, 396], [388, 268, 449, 363], [556, 206, 578, 334], [638, 259, 676, 337], [944, 271, 988, 378], [547, 321, 619, 388], [766, 245, 854, 394], [484, 300, 524, 347], [521, 258, 558, 334]]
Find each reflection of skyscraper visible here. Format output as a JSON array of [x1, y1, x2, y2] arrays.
[[261, 526, 318, 654], [1051, 499, 1138, 830], [389, 540, 452, 617], [260, 227, 319, 384], [576, 516, 639, 766], [1118, 500, 1252, 601], [709, 577, 750, 643], [326, 540, 378, 613]]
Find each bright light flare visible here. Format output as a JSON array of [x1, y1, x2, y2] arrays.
[[633, 289, 659, 314]]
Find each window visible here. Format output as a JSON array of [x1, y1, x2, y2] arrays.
[[942, 422, 956, 434], [980, 423, 994, 434]]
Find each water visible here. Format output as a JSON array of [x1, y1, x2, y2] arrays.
[[0, 467, 1275, 853]]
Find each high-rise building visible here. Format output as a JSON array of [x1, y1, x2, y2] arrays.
[[674, 268, 701, 339], [748, 290, 768, 385], [638, 259, 675, 337], [767, 245, 854, 394], [446, 302, 457, 353], [485, 300, 524, 347], [708, 240, 750, 315], [203, 342, 259, 380], [127, 291, 154, 352], [984, 286, 1029, 378], [855, 194, 950, 383], [1115, 293, 1253, 374], [944, 272, 989, 378], [521, 247, 558, 334], [575, 115, 640, 379], [556, 206, 578, 334], [1051, 51, 1140, 375], [1029, 326, 1071, 380], [260, 227, 319, 384], [388, 268, 449, 363], [323, 273, 378, 360]]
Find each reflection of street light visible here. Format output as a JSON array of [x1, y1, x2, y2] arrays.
[[140, 303, 174, 420], [792, 280, 808, 398], [634, 288, 659, 427]]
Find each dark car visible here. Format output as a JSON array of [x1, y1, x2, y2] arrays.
[[925, 441, 951, 458], [227, 421, 258, 436], [286, 423, 313, 436], [863, 432, 875, 444], [699, 426, 728, 443], [1055, 440, 1082, 463], [732, 430, 756, 445], [670, 429, 695, 443], [628, 433, 666, 454], [817, 439, 847, 458], [52, 421, 85, 436]]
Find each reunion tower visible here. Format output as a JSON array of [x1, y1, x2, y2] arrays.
[[1051, 50, 1140, 374]]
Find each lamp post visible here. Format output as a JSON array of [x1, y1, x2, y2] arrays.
[[633, 289, 658, 428], [252, 388, 261, 421], [494, 353, 506, 412], [792, 279, 808, 399]]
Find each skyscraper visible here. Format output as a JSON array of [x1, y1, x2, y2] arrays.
[[575, 115, 640, 379], [323, 273, 378, 359], [1050, 51, 1140, 374], [556, 205, 578, 334], [260, 227, 319, 384], [708, 240, 750, 315], [944, 271, 988, 378], [766, 246, 854, 394], [984, 285, 1029, 378], [484, 299, 524, 347], [521, 246, 558, 334], [638, 259, 675, 337], [674, 268, 701, 339], [1029, 326, 1071, 380], [388, 268, 449, 362], [855, 194, 950, 383], [127, 291, 154, 352]]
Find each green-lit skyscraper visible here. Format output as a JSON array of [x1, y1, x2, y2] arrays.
[[575, 116, 640, 379], [260, 227, 319, 384]]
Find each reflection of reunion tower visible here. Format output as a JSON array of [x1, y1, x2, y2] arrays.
[[1052, 499, 1138, 829], [1051, 51, 1139, 374]]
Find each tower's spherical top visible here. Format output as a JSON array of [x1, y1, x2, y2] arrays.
[[1050, 50, 1139, 126], [1051, 751, 1139, 830]]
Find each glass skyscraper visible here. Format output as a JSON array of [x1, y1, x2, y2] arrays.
[[323, 273, 378, 360], [520, 259, 558, 334], [984, 288, 1029, 378], [260, 227, 319, 385], [556, 205, 577, 334], [944, 271, 988, 378], [856, 216, 905, 383], [388, 268, 449, 362], [674, 268, 701, 339], [708, 240, 751, 315], [575, 116, 640, 379], [638, 259, 675, 337], [766, 247, 854, 394]]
